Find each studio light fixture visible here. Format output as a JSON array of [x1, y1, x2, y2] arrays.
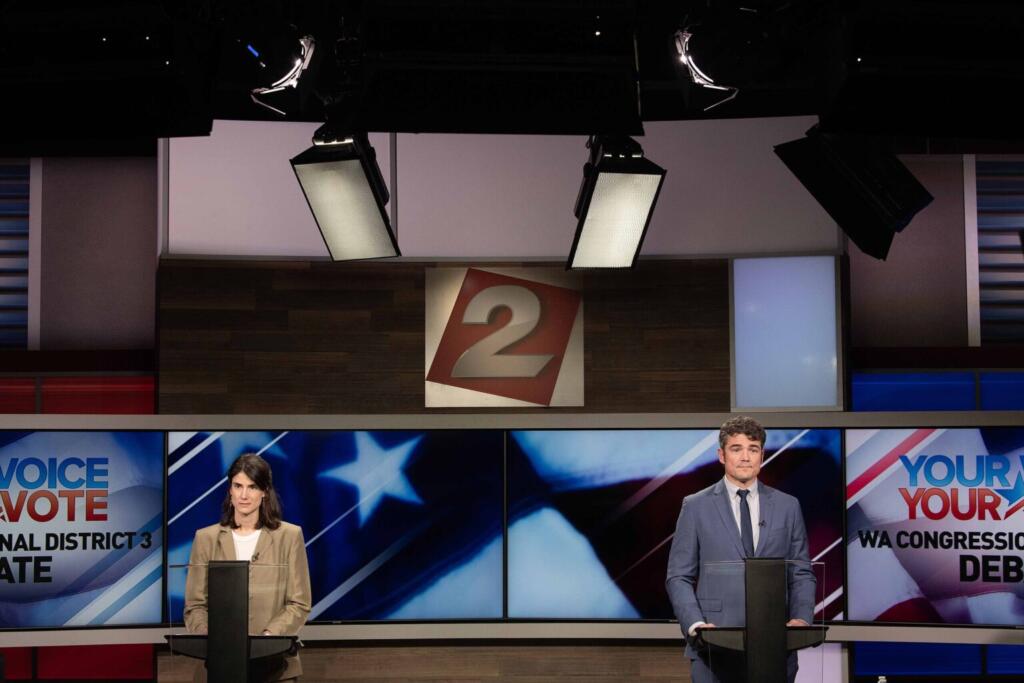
[[251, 34, 316, 116], [774, 126, 933, 260], [567, 135, 666, 269], [674, 29, 739, 111], [291, 127, 399, 261]]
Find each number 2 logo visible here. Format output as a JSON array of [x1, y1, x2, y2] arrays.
[[452, 285, 554, 379], [426, 268, 582, 406]]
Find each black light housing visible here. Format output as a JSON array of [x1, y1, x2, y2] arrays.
[[290, 129, 399, 261], [774, 126, 933, 260], [567, 136, 667, 269]]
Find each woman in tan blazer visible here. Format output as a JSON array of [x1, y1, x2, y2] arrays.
[[184, 454, 312, 682]]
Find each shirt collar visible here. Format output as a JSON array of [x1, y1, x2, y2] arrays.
[[723, 476, 759, 500], [231, 528, 262, 539]]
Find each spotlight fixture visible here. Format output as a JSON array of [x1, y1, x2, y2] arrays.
[[291, 127, 399, 261], [673, 29, 739, 111], [567, 136, 666, 269], [774, 126, 933, 260], [251, 34, 316, 116]]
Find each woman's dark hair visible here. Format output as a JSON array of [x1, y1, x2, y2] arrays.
[[220, 453, 282, 530]]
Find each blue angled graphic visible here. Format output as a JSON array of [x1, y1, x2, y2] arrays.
[[0, 431, 164, 628], [167, 430, 503, 623], [995, 472, 1024, 506]]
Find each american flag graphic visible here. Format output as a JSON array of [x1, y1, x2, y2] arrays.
[[167, 430, 504, 622], [507, 429, 844, 621]]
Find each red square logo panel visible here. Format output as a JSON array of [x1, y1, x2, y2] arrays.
[[426, 268, 582, 406]]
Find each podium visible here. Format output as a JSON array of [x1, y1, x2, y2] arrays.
[[167, 561, 298, 683], [697, 559, 827, 683]]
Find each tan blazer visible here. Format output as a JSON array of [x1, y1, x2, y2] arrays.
[[184, 521, 312, 681]]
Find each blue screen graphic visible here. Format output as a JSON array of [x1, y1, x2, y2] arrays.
[[0, 431, 164, 628], [847, 427, 1024, 625], [980, 372, 1024, 410], [166, 430, 503, 622], [854, 642, 982, 676], [507, 429, 844, 620], [851, 372, 977, 411]]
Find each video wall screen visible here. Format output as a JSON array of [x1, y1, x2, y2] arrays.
[[0, 431, 164, 628], [11, 421, 1022, 631], [507, 428, 844, 620], [847, 427, 1024, 625], [166, 430, 504, 622]]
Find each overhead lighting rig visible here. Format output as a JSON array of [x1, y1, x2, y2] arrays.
[[674, 29, 739, 111], [568, 135, 667, 269], [250, 34, 316, 116], [774, 126, 933, 260], [291, 126, 398, 262]]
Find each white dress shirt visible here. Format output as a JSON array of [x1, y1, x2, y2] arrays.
[[723, 477, 761, 552]]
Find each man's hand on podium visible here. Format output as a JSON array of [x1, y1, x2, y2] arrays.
[[695, 620, 808, 632], [693, 623, 716, 647]]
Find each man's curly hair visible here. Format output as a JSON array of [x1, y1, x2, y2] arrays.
[[718, 416, 766, 449]]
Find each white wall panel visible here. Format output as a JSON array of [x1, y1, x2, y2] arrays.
[[394, 132, 583, 258], [167, 117, 839, 259], [642, 117, 841, 256], [168, 120, 391, 258]]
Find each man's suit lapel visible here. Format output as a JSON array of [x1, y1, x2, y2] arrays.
[[755, 484, 774, 557], [712, 480, 745, 557]]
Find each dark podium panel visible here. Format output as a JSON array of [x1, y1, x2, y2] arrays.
[[167, 561, 298, 683], [698, 559, 826, 683]]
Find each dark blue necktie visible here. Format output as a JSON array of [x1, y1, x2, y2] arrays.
[[738, 489, 755, 558]]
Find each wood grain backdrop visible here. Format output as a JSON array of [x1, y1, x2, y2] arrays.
[[158, 260, 729, 414]]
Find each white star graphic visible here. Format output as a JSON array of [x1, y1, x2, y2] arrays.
[[320, 432, 424, 526]]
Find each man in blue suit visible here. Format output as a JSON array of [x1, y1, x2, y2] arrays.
[[666, 416, 816, 683]]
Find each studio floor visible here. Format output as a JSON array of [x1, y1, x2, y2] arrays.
[[157, 643, 691, 682]]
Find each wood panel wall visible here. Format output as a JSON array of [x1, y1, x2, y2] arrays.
[[158, 643, 692, 682], [158, 260, 729, 414]]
